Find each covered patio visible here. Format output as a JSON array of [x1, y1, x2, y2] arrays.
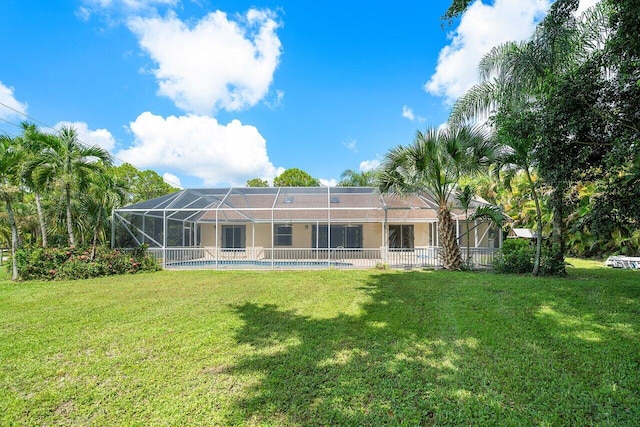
[[112, 187, 502, 269]]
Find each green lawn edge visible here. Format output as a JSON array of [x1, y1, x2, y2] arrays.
[[1, 260, 638, 425]]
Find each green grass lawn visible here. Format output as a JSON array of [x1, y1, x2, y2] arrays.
[[1, 261, 639, 425]]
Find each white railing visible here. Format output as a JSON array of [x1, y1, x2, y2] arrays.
[[145, 246, 500, 270], [386, 247, 440, 268], [464, 247, 500, 269]]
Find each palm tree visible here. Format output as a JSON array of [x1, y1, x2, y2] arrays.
[[338, 169, 377, 187], [492, 113, 545, 275], [378, 125, 491, 270], [20, 122, 56, 247], [30, 126, 112, 247], [84, 169, 126, 259], [449, 2, 607, 274], [0, 135, 25, 280], [457, 184, 475, 269]]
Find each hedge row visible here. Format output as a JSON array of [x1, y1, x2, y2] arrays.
[[11, 245, 160, 281]]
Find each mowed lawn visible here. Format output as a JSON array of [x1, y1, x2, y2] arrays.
[[1, 260, 639, 426]]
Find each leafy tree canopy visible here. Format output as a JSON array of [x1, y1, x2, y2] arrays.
[[273, 168, 320, 187], [442, 0, 473, 21], [337, 169, 377, 187], [246, 178, 269, 187], [111, 163, 177, 205]]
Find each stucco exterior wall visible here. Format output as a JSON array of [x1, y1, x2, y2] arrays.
[[197, 220, 502, 249]]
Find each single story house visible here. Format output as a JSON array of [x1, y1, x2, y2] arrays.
[[112, 187, 503, 269]]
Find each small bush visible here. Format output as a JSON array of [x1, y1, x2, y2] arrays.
[[538, 243, 568, 276], [11, 245, 160, 281], [493, 239, 535, 274]]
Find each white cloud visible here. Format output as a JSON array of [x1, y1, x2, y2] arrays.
[[319, 178, 338, 187], [577, 0, 601, 16], [128, 9, 282, 114], [97, 0, 177, 9], [426, 0, 551, 104], [343, 139, 358, 153], [402, 105, 415, 121], [162, 172, 182, 188], [77, 0, 177, 20], [359, 159, 380, 172], [0, 81, 28, 120], [265, 89, 285, 109], [54, 121, 116, 152], [117, 112, 281, 186]]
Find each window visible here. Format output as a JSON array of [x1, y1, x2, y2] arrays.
[[222, 225, 245, 249], [274, 224, 293, 246], [389, 224, 414, 249], [312, 225, 363, 248]]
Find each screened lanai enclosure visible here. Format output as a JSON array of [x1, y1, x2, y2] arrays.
[[112, 187, 502, 269]]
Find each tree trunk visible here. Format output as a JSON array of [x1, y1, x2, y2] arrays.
[[438, 205, 462, 270], [5, 199, 20, 280], [65, 184, 76, 247], [91, 210, 101, 261], [35, 191, 47, 248], [525, 169, 543, 276], [464, 210, 471, 269], [551, 186, 566, 275]]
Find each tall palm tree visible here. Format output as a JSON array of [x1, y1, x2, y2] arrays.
[[492, 112, 545, 275], [449, 2, 607, 274], [20, 122, 56, 247], [31, 126, 112, 247], [378, 125, 491, 270], [0, 135, 25, 280]]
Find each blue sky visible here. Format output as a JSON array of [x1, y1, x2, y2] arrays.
[[0, 0, 596, 188]]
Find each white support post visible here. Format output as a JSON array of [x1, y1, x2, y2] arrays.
[[110, 210, 115, 249], [252, 221, 255, 262], [162, 209, 167, 269], [215, 211, 219, 269], [327, 187, 331, 265], [383, 209, 388, 263], [475, 220, 478, 248]]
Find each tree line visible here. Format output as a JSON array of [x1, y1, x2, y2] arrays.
[[0, 123, 176, 279]]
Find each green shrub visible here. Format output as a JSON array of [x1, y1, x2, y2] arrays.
[[11, 245, 160, 281], [538, 242, 568, 276], [493, 239, 535, 274]]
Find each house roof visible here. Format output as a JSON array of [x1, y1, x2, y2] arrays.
[[508, 228, 536, 238], [116, 187, 494, 224]]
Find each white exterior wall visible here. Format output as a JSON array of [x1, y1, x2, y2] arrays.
[[196, 220, 503, 249], [414, 223, 432, 247], [201, 223, 216, 247], [363, 223, 382, 248]]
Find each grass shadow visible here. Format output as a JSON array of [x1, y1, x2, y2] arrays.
[[226, 269, 640, 425]]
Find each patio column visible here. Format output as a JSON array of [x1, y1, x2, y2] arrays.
[[474, 220, 478, 248], [110, 210, 115, 249], [162, 209, 167, 269], [383, 209, 388, 263], [327, 187, 331, 265], [215, 211, 219, 269], [252, 221, 256, 262]]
